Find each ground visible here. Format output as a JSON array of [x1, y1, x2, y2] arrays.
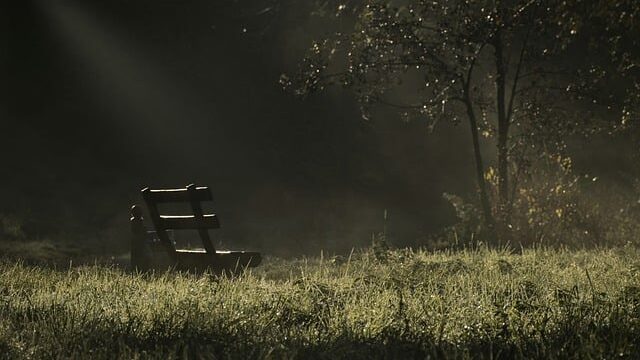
[[0, 245, 639, 359]]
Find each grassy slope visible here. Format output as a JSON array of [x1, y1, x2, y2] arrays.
[[0, 247, 639, 359]]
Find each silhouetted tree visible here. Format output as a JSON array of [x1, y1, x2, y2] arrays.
[[284, 0, 638, 245]]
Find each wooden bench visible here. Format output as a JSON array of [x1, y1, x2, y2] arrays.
[[130, 184, 261, 273]]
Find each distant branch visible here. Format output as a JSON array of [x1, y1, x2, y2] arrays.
[[375, 97, 423, 109], [506, 18, 532, 123], [518, 69, 570, 80]]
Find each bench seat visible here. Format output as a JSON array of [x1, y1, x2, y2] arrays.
[[174, 250, 262, 272]]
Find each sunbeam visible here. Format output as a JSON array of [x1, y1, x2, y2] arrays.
[[37, 0, 212, 158]]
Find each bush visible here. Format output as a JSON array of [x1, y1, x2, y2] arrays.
[[439, 151, 640, 249]]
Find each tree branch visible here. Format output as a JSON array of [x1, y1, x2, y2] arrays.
[[506, 18, 533, 123], [375, 97, 424, 109]]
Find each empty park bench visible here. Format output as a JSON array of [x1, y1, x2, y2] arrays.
[[130, 184, 261, 273]]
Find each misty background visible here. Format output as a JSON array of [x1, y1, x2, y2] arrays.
[[1, 0, 636, 256]]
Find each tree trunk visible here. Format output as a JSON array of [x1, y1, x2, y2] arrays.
[[464, 96, 496, 243], [494, 30, 510, 213], [492, 29, 512, 245]]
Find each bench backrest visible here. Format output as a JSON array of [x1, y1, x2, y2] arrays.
[[141, 184, 219, 262]]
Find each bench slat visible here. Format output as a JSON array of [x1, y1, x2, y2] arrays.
[[159, 214, 220, 229], [142, 187, 212, 203]]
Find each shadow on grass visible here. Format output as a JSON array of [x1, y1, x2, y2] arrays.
[[3, 311, 637, 359]]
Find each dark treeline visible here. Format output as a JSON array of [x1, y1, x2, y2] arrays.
[[1, 0, 638, 255]]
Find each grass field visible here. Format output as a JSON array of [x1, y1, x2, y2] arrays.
[[1, 246, 639, 359]]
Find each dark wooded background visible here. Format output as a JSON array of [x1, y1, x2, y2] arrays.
[[1, 0, 634, 255]]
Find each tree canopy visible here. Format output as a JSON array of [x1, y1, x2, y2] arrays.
[[285, 0, 640, 245]]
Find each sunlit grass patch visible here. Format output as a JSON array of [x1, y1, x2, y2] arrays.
[[0, 246, 639, 359]]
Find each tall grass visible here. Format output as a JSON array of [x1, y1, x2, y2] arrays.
[[0, 246, 639, 359]]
